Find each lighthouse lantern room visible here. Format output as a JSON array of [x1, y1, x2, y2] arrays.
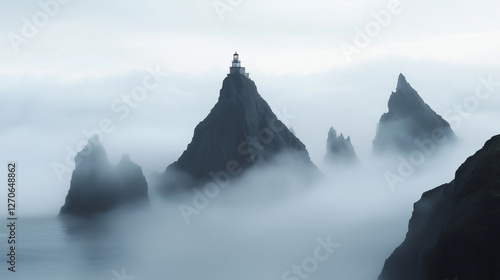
[[229, 52, 249, 78]]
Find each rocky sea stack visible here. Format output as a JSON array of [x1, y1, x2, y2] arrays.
[[373, 74, 456, 156], [324, 127, 358, 165], [379, 135, 500, 280], [158, 71, 318, 194], [60, 136, 148, 217]]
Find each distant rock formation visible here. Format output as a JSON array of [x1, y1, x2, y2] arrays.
[[324, 127, 358, 165], [60, 136, 148, 217], [373, 74, 456, 156], [379, 135, 500, 280], [158, 73, 318, 193]]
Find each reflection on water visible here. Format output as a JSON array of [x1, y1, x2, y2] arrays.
[[0, 160, 447, 280], [0, 216, 130, 280], [0, 190, 410, 280]]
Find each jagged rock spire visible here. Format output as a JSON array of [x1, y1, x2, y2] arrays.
[[373, 74, 456, 156]]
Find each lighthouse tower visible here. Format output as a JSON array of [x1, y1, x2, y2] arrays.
[[229, 52, 249, 78]]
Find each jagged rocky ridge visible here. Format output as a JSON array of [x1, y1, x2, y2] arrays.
[[60, 136, 148, 217], [373, 74, 456, 156], [324, 127, 358, 164], [379, 135, 500, 280], [158, 73, 318, 193]]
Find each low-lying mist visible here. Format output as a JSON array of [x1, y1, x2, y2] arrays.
[[46, 140, 484, 280], [1, 66, 498, 280]]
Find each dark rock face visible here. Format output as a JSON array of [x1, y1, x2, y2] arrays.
[[324, 127, 358, 164], [379, 135, 500, 280], [159, 73, 317, 193], [373, 74, 456, 156], [60, 137, 148, 217]]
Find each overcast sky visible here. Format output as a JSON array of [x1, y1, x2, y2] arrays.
[[1, 0, 500, 216]]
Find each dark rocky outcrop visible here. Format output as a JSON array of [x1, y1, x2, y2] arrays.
[[324, 127, 358, 165], [379, 135, 500, 280], [373, 74, 456, 156], [158, 73, 318, 193], [60, 136, 148, 217]]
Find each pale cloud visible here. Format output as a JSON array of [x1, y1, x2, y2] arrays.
[[1, 0, 499, 78]]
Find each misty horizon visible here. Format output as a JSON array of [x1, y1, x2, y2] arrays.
[[1, 1, 499, 280], [3, 63, 498, 216]]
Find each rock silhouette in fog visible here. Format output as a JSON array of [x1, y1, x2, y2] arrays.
[[157, 53, 318, 193], [60, 136, 148, 217], [379, 134, 500, 280], [324, 127, 358, 165], [373, 74, 456, 156]]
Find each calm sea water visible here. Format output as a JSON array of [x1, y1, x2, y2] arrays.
[[0, 191, 411, 280], [0, 216, 131, 280]]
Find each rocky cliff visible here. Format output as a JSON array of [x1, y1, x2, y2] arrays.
[[60, 136, 148, 217], [379, 135, 500, 280], [324, 127, 358, 165], [373, 74, 456, 156], [158, 73, 318, 193]]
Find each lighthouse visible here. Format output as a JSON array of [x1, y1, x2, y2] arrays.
[[229, 52, 249, 78]]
